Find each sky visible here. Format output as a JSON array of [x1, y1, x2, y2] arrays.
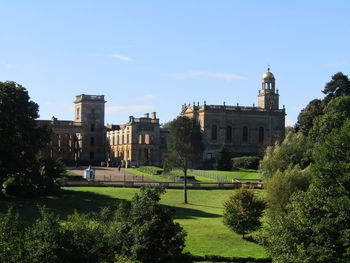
[[1, 0, 349, 127]]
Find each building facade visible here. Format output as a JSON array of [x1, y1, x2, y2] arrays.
[[181, 69, 285, 161], [38, 69, 285, 167], [38, 94, 106, 165], [106, 113, 169, 167]]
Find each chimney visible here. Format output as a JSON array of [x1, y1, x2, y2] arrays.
[[144, 113, 149, 118], [129, 116, 134, 123], [151, 112, 156, 120]]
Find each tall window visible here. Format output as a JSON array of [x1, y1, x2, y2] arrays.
[[90, 137, 94, 146], [259, 127, 264, 143], [90, 124, 95, 132], [76, 108, 80, 120], [89, 151, 94, 160], [242, 126, 248, 142], [226, 126, 232, 142], [145, 134, 150, 144], [212, 125, 217, 140]]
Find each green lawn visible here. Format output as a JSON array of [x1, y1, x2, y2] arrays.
[[127, 168, 173, 182], [193, 169, 262, 181], [0, 187, 266, 258]]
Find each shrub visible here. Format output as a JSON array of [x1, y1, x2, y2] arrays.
[[223, 188, 265, 239], [232, 156, 260, 170]]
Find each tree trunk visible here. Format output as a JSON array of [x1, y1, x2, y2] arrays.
[[184, 164, 188, 204]]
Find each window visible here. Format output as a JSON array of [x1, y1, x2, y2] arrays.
[[90, 151, 94, 160], [91, 109, 95, 113], [145, 134, 150, 144], [90, 137, 94, 146], [211, 125, 217, 140], [76, 108, 80, 120], [259, 127, 264, 143], [91, 124, 95, 132], [207, 153, 213, 160], [126, 134, 129, 144], [242, 126, 248, 142], [226, 126, 232, 142], [139, 134, 143, 144]]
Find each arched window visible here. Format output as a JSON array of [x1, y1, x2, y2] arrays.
[[145, 134, 150, 144], [259, 127, 264, 143], [242, 126, 248, 142], [211, 125, 217, 140], [226, 126, 232, 142]]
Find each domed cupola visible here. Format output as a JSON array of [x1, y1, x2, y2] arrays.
[[261, 67, 275, 92], [258, 67, 279, 110]]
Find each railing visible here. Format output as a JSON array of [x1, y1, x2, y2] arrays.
[[59, 179, 264, 189]]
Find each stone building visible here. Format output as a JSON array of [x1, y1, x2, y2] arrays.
[[181, 69, 285, 161], [37, 94, 106, 165], [37, 69, 285, 167], [106, 113, 169, 167]]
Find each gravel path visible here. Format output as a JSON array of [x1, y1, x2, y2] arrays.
[[67, 167, 156, 182]]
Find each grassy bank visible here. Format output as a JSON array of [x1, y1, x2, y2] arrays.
[[0, 187, 266, 258]]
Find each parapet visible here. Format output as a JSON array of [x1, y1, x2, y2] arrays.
[[74, 94, 105, 103]]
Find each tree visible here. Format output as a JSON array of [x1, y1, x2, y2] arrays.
[[295, 99, 323, 136], [215, 145, 232, 171], [163, 116, 204, 203], [309, 96, 350, 143], [115, 187, 187, 263], [322, 72, 350, 104], [0, 81, 49, 187], [264, 119, 350, 263], [259, 131, 310, 179], [264, 166, 311, 220], [223, 188, 265, 239]]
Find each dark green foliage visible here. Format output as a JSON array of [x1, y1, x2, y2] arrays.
[[223, 188, 265, 239], [322, 72, 350, 104], [232, 156, 260, 170], [163, 116, 204, 203], [115, 187, 186, 263], [0, 187, 186, 263], [215, 146, 233, 171], [295, 98, 323, 136], [264, 119, 350, 263], [24, 207, 62, 263], [0, 81, 49, 187], [0, 208, 25, 263], [309, 96, 350, 143]]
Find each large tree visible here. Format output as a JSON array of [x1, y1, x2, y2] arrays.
[[265, 119, 350, 263], [322, 72, 350, 104], [295, 98, 323, 136], [163, 116, 203, 204], [0, 81, 49, 186]]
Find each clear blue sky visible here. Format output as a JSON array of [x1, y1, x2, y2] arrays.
[[1, 1, 349, 126]]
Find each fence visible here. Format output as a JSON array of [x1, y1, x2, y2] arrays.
[[60, 179, 264, 189]]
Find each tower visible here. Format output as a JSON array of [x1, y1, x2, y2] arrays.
[[258, 67, 279, 110], [74, 94, 106, 164]]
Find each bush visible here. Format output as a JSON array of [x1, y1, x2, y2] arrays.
[[232, 156, 260, 170], [223, 188, 265, 239], [0, 187, 187, 263]]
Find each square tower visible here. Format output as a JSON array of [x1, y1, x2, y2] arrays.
[[74, 94, 106, 164]]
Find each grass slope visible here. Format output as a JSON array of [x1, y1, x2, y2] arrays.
[[195, 170, 262, 180], [0, 187, 266, 258]]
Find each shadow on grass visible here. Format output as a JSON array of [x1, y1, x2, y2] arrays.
[[0, 189, 220, 223], [0, 190, 119, 223]]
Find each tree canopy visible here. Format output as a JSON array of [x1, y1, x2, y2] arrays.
[[0, 81, 49, 186], [322, 72, 350, 104], [223, 188, 265, 239], [215, 145, 232, 171]]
